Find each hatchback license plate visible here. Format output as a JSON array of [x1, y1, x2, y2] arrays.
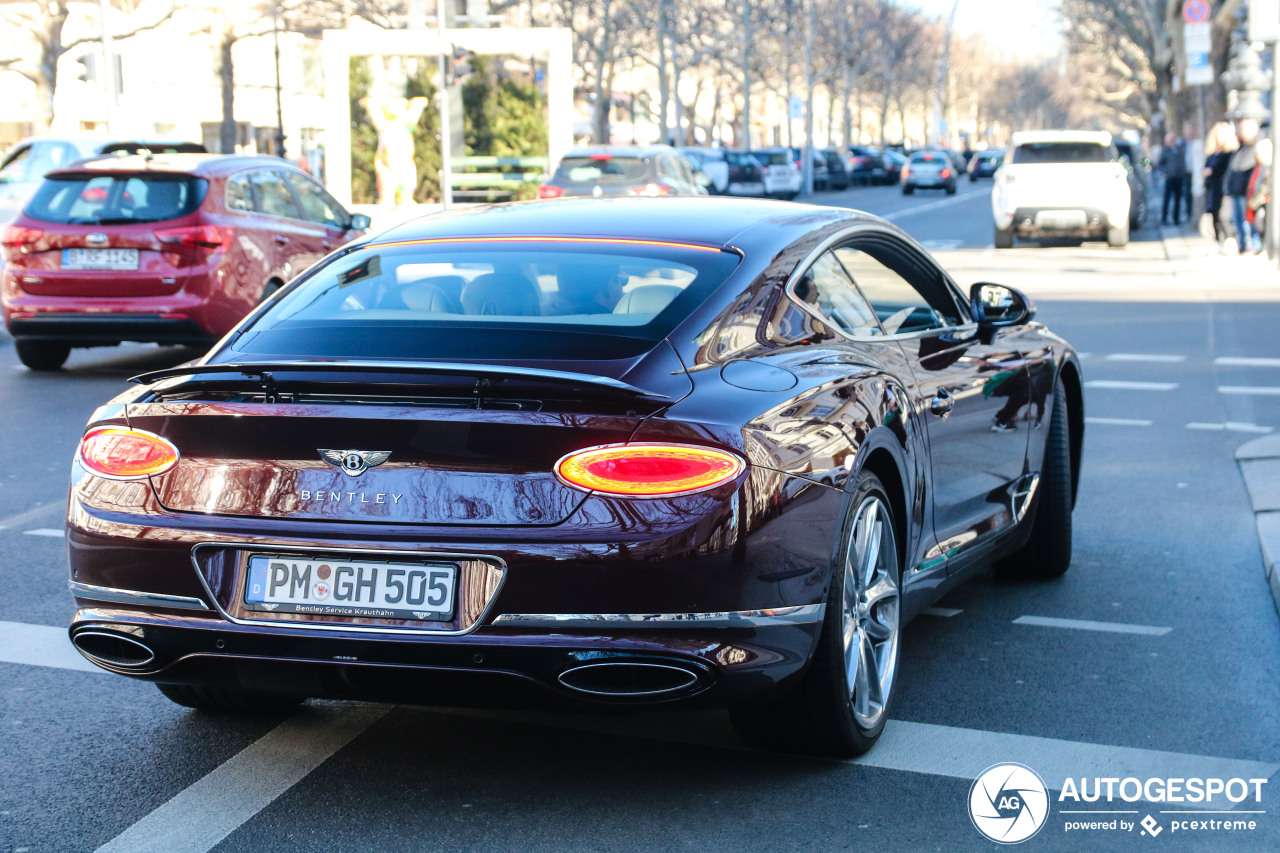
[[62, 248, 139, 270], [244, 555, 457, 621]]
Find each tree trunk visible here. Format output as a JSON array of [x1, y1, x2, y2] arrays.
[[592, 0, 613, 143], [219, 29, 238, 154], [657, 0, 669, 145], [672, 64, 682, 145], [741, 0, 751, 147], [34, 4, 70, 132], [841, 64, 852, 148]]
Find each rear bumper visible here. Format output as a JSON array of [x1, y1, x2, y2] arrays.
[[1006, 206, 1115, 238], [7, 314, 215, 346]]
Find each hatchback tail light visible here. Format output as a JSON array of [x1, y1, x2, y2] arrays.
[[555, 443, 745, 498], [629, 183, 671, 197], [154, 224, 233, 266], [1, 224, 44, 261], [78, 426, 180, 480], [537, 184, 564, 199], [941, 168, 952, 179]]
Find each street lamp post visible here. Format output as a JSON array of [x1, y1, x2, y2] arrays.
[[273, 4, 286, 158]]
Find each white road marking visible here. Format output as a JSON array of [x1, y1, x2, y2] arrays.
[[94, 704, 390, 853], [462, 709, 1279, 806], [23, 528, 63, 538], [1215, 357, 1280, 367], [882, 191, 976, 221], [1084, 417, 1154, 427], [1219, 386, 1280, 396], [1014, 615, 1172, 636], [860, 721, 1279, 802], [1104, 354, 1187, 363], [0, 502, 60, 531], [1187, 422, 1275, 434], [921, 607, 962, 617], [918, 239, 964, 250], [0, 620, 100, 673], [1084, 380, 1179, 391]]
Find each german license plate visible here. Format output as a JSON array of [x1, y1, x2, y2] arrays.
[[1035, 211, 1087, 230], [244, 555, 457, 621], [62, 248, 139, 270]]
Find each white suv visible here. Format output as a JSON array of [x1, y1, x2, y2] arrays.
[[992, 130, 1132, 249]]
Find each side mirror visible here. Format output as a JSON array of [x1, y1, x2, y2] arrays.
[[349, 213, 372, 232], [970, 282, 1035, 344]]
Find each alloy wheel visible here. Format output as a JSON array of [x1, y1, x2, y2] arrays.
[[841, 495, 901, 729]]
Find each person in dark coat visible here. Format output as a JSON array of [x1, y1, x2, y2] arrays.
[[1159, 133, 1188, 225], [1226, 119, 1261, 254], [1202, 121, 1238, 253]]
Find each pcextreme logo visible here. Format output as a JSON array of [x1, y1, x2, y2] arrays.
[[969, 763, 1051, 844]]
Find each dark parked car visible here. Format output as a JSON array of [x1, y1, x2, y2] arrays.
[[1112, 139, 1149, 230], [789, 147, 829, 191], [902, 151, 958, 194], [66, 197, 1082, 758], [968, 150, 1003, 181], [822, 148, 852, 190], [1, 154, 369, 370], [848, 146, 890, 185], [723, 150, 767, 196], [882, 150, 907, 184], [538, 145, 708, 199]]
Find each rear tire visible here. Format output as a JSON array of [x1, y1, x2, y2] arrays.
[[946, 183, 957, 195], [155, 682, 304, 715], [994, 224, 1014, 249], [14, 339, 71, 371], [995, 379, 1073, 579], [902, 185, 914, 195], [731, 470, 902, 757]]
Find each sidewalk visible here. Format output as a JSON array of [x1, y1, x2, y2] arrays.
[[1157, 223, 1280, 618]]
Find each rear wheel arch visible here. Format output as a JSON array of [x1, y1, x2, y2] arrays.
[[857, 446, 909, 572]]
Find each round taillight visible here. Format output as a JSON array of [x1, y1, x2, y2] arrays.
[[555, 443, 745, 498], [78, 427, 180, 480]]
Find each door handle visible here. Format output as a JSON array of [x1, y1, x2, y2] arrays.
[[930, 390, 954, 418], [274, 235, 290, 245]]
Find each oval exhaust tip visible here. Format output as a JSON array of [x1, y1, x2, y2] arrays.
[[72, 630, 155, 670], [558, 661, 703, 698]]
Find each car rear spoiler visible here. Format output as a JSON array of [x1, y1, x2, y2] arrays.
[[130, 360, 672, 400]]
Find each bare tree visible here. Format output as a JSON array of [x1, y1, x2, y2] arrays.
[[0, 0, 177, 132]]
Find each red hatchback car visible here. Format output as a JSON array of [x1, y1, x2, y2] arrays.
[[0, 154, 369, 370]]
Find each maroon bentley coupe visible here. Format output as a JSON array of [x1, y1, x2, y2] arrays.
[[66, 197, 1082, 756]]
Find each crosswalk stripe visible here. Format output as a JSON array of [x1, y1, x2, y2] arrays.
[[1187, 422, 1275, 434], [1085, 380, 1179, 391], [1085, 417, 1153, 427], [0, 620, 99, 673], [1014, 615, 1171, 636], [1215, 357, 1280, 367], [1104, 354, 1187, 363], [1219, 386, 1280, 396], [23, 528, 64, 538]]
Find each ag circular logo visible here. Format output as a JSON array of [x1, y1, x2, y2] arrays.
[[968, 763, 1050, 844]]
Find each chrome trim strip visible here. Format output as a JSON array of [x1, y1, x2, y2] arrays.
[[68, 581, 211, 611], [189, 541, 507, 637], [492, 603, 825, 629]]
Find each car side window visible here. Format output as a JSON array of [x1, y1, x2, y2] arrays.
[[833, 245, 961, 335], [226, 174, 253, 212], [794, 251, 882, 337], [249, 169, 300, 219], [285, 172, 349, 228]]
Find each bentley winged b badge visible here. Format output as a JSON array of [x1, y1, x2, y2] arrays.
[[319, 449, 392, 477]]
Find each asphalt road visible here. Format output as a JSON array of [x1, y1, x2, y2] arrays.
[[3, 182, 1280, 853]]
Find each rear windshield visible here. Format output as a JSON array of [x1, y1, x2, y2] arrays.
[[25, 174, 206, 224], [909, 153, 945, 164], [556, 157, 650, 183], [1012, 142, 1110, 164], [751, 152, 790, 166], [235, 240, 741, 361]]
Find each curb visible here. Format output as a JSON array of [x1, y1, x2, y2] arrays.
[[1237, 435, 1280, 620]]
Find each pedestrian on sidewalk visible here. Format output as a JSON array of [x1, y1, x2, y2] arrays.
[[1203, 121, 1237, 254], [1226, 118, 1262, 254], [1159, 133, 1188, 225], [1247, 137, 1272, 255]]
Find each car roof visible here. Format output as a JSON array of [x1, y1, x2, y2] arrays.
[[562, 145, 676, 159], [1011, 130, 1113, 146], [369, 197, 867, 252], [44, 153, 302, 178]]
